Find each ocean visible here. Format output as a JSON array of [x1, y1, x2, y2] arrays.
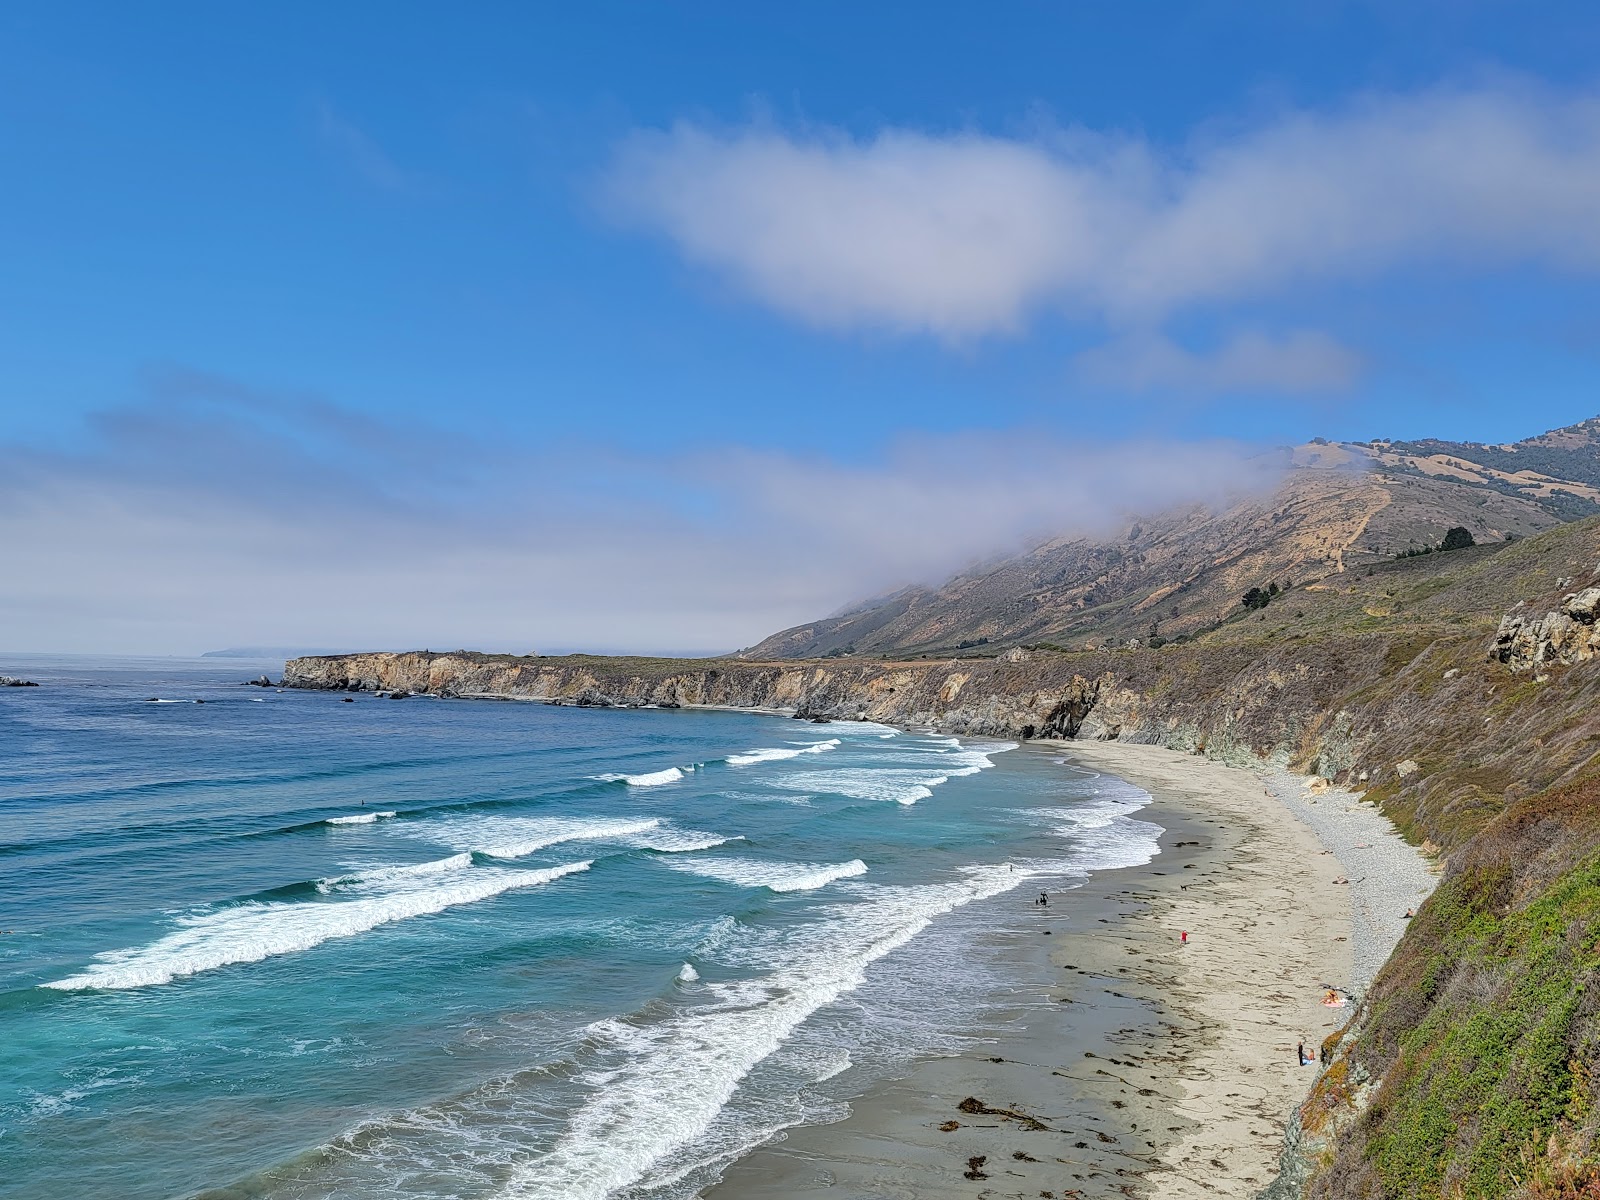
[[0, 655, 1159, 1200]]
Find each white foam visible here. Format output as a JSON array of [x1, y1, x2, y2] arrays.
[[490, 861, 1032, 1200], [1007, 783, 1163, 876], [435, 816, 662, 860], [627, 829, 742, 854], [316, 852, 474, 892], [663, 857, 868, 893], [43, 861, 592, 991], [725, 739, 839, 767], [766, 737, 1012, 806], [325, 811, 397, 825], [769, 769, 938, 806], [676, 963, 700, 983], [624, 767, 685, 787]]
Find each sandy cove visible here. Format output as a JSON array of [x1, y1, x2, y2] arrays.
[[1058, 742, 1354, 1198], [709, 742, 1431, 1200]]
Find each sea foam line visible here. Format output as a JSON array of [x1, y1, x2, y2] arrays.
[[626, 829, 742, 854], [725, 739, 839, 767], [316, 852, 475, 893], [42, 861, 592, 991], [436, 816, 663, 860], [624, 766, 687, 787], [325, 810, 397, 825], [595, 766, 691, 787], [489, 862, 1034, 1200], [662, 856, 867, 893]]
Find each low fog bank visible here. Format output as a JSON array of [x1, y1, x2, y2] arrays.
[[0, 375, 1286, 655]]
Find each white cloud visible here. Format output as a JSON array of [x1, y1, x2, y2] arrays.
[[602, 84, 1600, 340], [1074, 329, 1364, 394], [0, 380, 1283, 655]]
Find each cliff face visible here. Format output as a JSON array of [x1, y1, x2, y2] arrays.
[[1491, 586, 1600, 671], [281, 651, 1107, 739]]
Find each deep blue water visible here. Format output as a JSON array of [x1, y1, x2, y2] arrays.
[[0, 656, 1158, 1200]]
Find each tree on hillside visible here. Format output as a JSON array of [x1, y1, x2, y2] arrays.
[[1440, 526, 1476, 552]]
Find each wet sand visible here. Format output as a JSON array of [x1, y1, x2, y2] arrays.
[[707, 743, 1361, 1200]]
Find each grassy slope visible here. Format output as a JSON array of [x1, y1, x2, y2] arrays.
[[1305, 777, 1600, 1199]]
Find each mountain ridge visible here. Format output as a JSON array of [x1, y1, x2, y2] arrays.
[[742, 417, 1600, 661]]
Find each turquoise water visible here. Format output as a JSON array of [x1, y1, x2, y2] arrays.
[[0, 656, 1158, 1200]]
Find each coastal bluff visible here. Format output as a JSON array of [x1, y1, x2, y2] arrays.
[[281, 650, 1106, 740]]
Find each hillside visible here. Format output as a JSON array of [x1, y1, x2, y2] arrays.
[[284, 515, 1600, 846], [287, 507, 1600, 1196], [742, 417, 1600, 662]]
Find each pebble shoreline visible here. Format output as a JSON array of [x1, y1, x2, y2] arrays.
[[1261, 771, 1440, 993]]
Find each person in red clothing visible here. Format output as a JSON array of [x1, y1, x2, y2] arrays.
[[1180, 930, 1188, 944]]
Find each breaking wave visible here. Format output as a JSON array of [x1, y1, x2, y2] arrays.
[[433, 816, 663, 860], [315, 852, 475, 893], [626, 829, 743, 854], [725, 739, 839, 767], [43, 861, 592, 991], [662, 857, 868, 893]]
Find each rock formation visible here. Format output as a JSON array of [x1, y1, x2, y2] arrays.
[[1490, 586, 1600, 669]]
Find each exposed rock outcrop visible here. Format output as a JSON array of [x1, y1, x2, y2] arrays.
[[0, 675, 39, 687], [1489, 585, 1600, 669]]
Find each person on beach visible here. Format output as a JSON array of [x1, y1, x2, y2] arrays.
[[1037, 892, 1049, 906], [1297, 1041, 1308, 1066], [1180, 930, 1188, 944]]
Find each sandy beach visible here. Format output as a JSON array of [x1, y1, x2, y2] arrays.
[[709, 742, 1434, 1200]]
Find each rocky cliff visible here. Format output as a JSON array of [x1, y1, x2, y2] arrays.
[[281, 650, 1108, 739], [1491, 586, 1600, 672]]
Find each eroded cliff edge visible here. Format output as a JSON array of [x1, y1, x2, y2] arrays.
[[281, 650, 1107, 739]]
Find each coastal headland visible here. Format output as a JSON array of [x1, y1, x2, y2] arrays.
[[281, 512, 1600, 1194]]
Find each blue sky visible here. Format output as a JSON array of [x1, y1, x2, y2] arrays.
[[4, 3, 1600, 652]]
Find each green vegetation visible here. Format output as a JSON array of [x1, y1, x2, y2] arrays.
[[1369, 857, 1599, 1195], [1243, 581, 1283, 610], [1313, 776, 1600, 1198], [1396, 526, 1478, 559]]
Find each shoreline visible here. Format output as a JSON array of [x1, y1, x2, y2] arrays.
[[708, 742, 1431, 1199]]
